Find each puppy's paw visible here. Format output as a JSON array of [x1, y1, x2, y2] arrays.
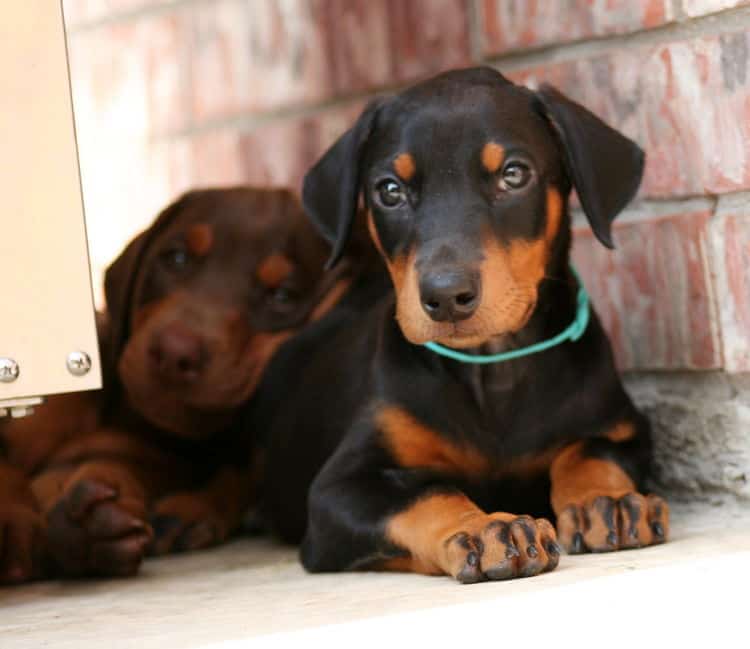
[[149, 493, 228, 556], [0, 504, 46, 585], [557, 493, 669, 554], [444, 514, 560, 584], [47, 478, 152, 577]]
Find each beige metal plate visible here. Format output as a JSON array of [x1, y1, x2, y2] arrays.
[[0, 1, 101, 400]]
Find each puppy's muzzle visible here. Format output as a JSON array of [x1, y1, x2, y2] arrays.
[[419, 268, 480, 322]]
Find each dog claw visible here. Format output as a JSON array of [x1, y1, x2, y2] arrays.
[[484, 560, 514, 581]]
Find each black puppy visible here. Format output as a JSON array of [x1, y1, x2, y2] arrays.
[[257, 67, 668, 584]]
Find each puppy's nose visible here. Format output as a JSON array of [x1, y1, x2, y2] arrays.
[[149, 324, 207, 383], [420, 270, 480, 322]]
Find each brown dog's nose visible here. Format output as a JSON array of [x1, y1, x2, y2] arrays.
[[148, 324, 207, 383], [420, 270, 480, 322]]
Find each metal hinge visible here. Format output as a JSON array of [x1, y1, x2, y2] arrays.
[[0, 396, 44, 418]]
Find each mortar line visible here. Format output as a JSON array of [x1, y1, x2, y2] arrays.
[[151, 4, 750, 142], [150, 80, 416, 142], [466, 0, 485, 64], [571, 194, 726, 226], [64, 0, 205, 33], [480, 5, 750, 70]]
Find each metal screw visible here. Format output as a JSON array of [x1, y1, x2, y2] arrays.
[[66, 351, 92, 376], [0, 358, 20, 383]]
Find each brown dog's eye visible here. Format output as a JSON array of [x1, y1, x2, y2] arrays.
[[161, 247, 191, 271], [267, 285, 298, 310], [499, 162, 531, 191], [375, 179, 406, 208]]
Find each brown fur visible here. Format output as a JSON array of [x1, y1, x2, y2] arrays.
[[378, 406, 489, 477], [384, 493, 558, 582], [551, 435, 669, 553], [186, 223, 213, 257], [256, 254, 294, 288], [309, 279, 353, 323], [481, 142, 504, 173], [0, 187, 351, 582], [382, 187, 564, 349], [550, 441, 636, 512], [378, 405, 559, 481], [605, 421, 636, 443], [393, 153, 416, 181]]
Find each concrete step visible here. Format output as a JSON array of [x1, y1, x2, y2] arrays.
[[2, 502, 749, 648]]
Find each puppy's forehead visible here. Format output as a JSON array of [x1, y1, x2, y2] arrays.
[[374, 82, 551, 165], [165, 191, 293, 244]]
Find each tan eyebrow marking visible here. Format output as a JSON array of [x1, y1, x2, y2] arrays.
[[481, 142, 505, 173], [393, 153, 416, 181], [186, 223, 213, 256], [256, 254, 294, 287], [545, 186, 563, 243]]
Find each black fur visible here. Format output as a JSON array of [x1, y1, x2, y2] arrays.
[[253, 67, 651, 573]]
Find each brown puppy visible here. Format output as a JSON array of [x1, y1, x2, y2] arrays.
[[0, 187, 345, 583]]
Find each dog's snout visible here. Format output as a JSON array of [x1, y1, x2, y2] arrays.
[[419, 270, 480, 322], [149, 324, 207, 384]]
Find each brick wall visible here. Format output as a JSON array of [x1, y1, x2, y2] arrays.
[[63, 0, 750, 376]]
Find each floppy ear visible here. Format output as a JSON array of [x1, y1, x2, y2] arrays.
[[535, 84, 644, 248], [103, 192, 196, 373], [302, 99, 382, 268]]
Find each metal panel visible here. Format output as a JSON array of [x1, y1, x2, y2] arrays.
[[0, 1, 101, 402]]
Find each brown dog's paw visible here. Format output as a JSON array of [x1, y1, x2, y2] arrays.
[[0, 504, 47, 585], [557, 493, 669, 554], [47, 479, 152, 577], [149, 493, 228, 556], [445, 514, 560, 584]]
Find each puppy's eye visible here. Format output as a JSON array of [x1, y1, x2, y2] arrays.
[[161, 247, 191, 271], [499, 162, 531, 191], [375, 179, 406, 208], [267, 285, 298, 309]]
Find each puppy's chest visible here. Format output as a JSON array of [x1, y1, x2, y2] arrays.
[[379, 392, 562, 483]]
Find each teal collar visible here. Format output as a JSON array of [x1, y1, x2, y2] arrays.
[[423, 266, 590, 365]]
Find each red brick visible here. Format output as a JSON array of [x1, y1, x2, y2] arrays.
[[682, 0, 750, 16], [572, 212, 721, 370], [320, 0, 394, 95], [189, 0, 471, 124], [62, 1, 168, 28], [708, 210, 750, 372], [512, 31, 750, 199], [66, 9, 191, 137], [66, 11, 193, 306], [188, 131, 246, 187], [190, 0, 332, 122], [186, 102, 363, 194], [387, 0, 472, 82], [321, 0, 471, 93], [481, 0, 672, 55]]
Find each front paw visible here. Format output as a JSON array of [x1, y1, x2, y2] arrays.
[[0, 504, 46, 585], [557, 493, 669, 554], [444, 514, 560, 584], [47, 479, 152, 577], [149, 493, 228, 556]]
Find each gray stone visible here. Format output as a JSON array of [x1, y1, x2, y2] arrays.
[[625, 371, 750, 503]]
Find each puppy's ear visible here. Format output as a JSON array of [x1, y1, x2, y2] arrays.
[[103, 192, 196, 372], [535, 84, 644, 248], [302, 99, 383, 268]]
